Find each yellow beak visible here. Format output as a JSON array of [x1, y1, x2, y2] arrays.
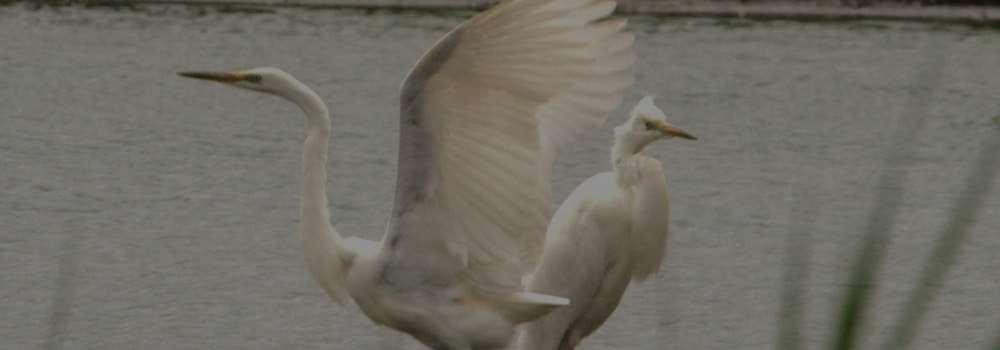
[[177, 71, 250, 83], [655, 122, 697, 140]]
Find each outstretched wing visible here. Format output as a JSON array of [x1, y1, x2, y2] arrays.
[[384, 0, 635, 295]]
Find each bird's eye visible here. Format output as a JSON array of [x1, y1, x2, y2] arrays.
[[246, 74, 262, 84], [644, 121, 655, 130]]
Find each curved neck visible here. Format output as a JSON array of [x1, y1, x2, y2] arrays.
[[611, 138, 638, 169], [292, 86, 331, 135], [295, 89, 353, 300], [295, 86, 334, 243], [299, 99, 334, 246], [612, 136, 645, 186]]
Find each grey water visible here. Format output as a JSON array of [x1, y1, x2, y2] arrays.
[[2, 4, 998, 349]]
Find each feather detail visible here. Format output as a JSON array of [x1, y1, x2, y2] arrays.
[[387, 0, 635, 295]]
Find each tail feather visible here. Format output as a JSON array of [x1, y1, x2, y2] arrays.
[[492, 292, 570, 323]]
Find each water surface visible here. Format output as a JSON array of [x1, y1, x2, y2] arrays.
[[2, 4, 999, 349]]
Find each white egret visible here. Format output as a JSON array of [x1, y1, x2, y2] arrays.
[[177, 0, 635, 348], [517, 97, 695, 350]]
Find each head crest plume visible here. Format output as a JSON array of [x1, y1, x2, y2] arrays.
[[631, 96, 664, 118]]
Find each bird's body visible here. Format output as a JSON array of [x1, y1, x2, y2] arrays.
[[518, 97, 694, 350], [179, 0, 636, 348], [345, 247, 520, 349]]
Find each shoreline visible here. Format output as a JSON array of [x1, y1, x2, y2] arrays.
[[19, 0, 998, 24]]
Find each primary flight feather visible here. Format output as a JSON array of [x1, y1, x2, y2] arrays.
[[178, 0, 635, 349]]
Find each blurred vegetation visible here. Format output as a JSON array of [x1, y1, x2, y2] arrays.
[[776, 193, 818, 350], [778, 38, 999, 350], [830, 36, 945, 350], [881, 118, 999, 349]]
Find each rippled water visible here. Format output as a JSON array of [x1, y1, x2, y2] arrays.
[[2, 4, 998, 349]]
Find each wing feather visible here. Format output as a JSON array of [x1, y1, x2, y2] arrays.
[[386, 0, 634, 295]]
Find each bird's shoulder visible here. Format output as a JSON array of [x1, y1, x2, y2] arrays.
[[571, 172, 621, 205], [550, 172, 628, 231]]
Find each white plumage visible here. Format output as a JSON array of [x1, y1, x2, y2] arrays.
[[518, 97, 696, 350], [392, 0, 635, 300], [179, 0, 635, 349]]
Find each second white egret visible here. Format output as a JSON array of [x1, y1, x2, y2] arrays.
[[518, 97, 695, 350]]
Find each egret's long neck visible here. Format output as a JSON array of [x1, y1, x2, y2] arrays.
[[294, 87, 352, 301], [612, 134, 645, 186], [612, 137, 638, 167], [299, 90, 334, 244]]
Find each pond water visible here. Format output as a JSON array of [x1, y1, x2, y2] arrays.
[[2, 4, 998, 349]]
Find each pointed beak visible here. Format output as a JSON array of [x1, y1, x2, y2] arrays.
[[177, 71, 248, 83], [656, 123, 697, 140]]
